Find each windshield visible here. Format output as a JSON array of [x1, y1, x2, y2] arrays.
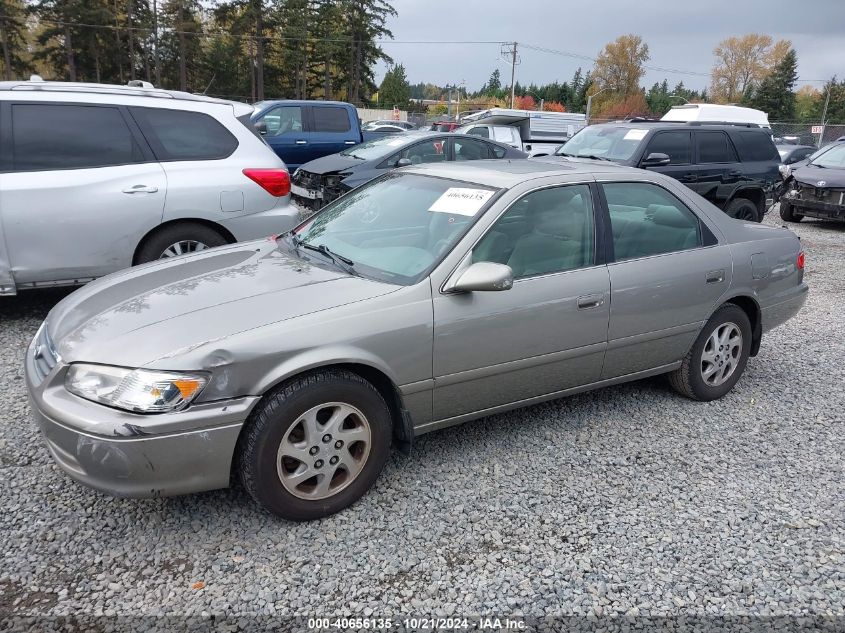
[[339, 135, 411, 160], [556, 126, 645, 161], [293, 173, 499, 285], [810, 144, 845, 168]]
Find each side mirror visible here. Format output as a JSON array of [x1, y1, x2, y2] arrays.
[[395, 158, 412, 168], [254, 120, 267, 135], [641, 152, 670, 168], [450, 262, 514, 293]]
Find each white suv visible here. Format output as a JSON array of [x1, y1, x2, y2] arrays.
[[0, 78, 298, 295]]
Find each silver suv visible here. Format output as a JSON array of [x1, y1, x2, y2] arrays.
[[0, 78, 298, 295]]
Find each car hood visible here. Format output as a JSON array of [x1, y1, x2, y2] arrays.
[[47, 240, 397, 368], [298, 153, 366, 175], [792, 165, 845, 188]]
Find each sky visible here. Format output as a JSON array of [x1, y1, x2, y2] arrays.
[[375, 0, 845, 94]]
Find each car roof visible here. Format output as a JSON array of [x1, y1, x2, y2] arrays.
[[255, 99, 353, 108], [589, 120, 769, 133], [403, 159, 635, 188]]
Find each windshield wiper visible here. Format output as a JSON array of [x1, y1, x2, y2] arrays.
[[579, 154, 614, 162], [299, 241, 359, 276]]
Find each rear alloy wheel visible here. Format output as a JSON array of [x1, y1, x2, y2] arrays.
[[725, 198, 760, 222], [238, 369, 392, 521], [669, 304, 752, 401], [779, 200, 804, 223], [135, 222, 228, 264]]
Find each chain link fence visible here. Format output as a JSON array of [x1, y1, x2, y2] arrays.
[[770, 122, 845, 148]]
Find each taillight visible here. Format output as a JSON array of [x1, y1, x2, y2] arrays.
[[797, 251, 805, 270], [242, 168, 291, 197]]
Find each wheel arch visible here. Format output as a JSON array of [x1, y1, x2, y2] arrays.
[[727, 187, 766, 217], [133, 219, 237, 265], [721, 294, 762, 357]]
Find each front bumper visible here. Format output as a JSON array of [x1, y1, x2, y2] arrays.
[[787, 188, 845, 220], [25, 335, 259, 498]]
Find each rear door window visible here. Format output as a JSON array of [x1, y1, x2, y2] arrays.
[[312, 106, 352, 133], [696, 131, 738, 163], [603, 182, 703, 261], [454, 137, 492, 161], [644, 131, 691, 165], [130, 107, 237, 160], [11, 103, 144, 171], [733, 131, 779, 162]]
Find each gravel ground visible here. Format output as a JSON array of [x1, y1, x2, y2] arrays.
[[0, 210, 843, 626]]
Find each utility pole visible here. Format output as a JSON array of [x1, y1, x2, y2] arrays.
[[819, 85, 831, 147], [508, 42, 517, 108]]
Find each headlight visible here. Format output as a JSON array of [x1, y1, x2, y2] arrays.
[[779, 164, 792, 179], [65, 364, 207, 413]]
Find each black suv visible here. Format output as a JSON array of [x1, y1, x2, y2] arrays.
[[552, 121, 781, 222]]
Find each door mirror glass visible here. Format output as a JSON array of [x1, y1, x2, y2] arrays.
[[641, 152, 671, 167], [451, 262, 514, 292], [395, 157, 412, 167]]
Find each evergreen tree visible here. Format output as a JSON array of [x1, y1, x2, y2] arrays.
[[0, 0, 30, 79], [749, 48, 798, 120], [378, 62, 409, 109]]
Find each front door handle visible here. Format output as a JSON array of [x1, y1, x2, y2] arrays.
[[683, 173, 698, 182], [344, 140, 356, 145], [577, 293, 605, 310], [706, 269, 725, 284], [295, 140, 307, 145], [122, 185, 159, 194]]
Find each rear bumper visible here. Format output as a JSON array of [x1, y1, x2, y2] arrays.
[[219, 198, 300, 240], [761, 282, 809, 333]]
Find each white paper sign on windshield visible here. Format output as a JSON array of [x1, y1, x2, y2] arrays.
[[624, 129, 648, 141], [429, 188, 495, 216]]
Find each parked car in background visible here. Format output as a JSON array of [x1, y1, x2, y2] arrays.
[[290, 132, 526, 209], [551, 121, 781, 221], [458, 108, 586, 156], [251, 100, 393, 171], [780, 141, 845, 223], [430, 120, 460, 132], [777, 144, 816, 166], [363, 119, 415, 131], [0, 78, 295, 297], [26, 161, 807, 520], [661, 104, 771, 129]]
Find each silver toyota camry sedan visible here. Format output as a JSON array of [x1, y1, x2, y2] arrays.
[[25, 160, 808, 520]]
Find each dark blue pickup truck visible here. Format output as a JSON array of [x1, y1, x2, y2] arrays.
[[251, 100, 398, 171]]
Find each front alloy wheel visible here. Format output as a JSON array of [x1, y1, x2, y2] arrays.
[[276, 402, 372, 500], [238, 369, 392, 521]]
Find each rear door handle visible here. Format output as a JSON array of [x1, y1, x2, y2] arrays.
[[295, 140, 307, 145], [683, 173, 698, 182], [122, 185, 159, 194], [577, 293, 605, 310], [706, 269, 725, 284]]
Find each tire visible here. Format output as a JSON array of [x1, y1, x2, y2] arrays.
[[779, 199, 804, 223], [238, 369, 392, 521], [725, 198, 760, 222], [135, 222, 228, 264], [669, 304, 752, 402]]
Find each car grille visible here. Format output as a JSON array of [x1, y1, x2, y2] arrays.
[[292, 170, 323, 190], [797, 184, 845, 205], [31, 324, 60, 384]]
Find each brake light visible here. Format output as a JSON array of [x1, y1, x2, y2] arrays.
[[243, 168, 291, 197], [797, 251, 805, 270]]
